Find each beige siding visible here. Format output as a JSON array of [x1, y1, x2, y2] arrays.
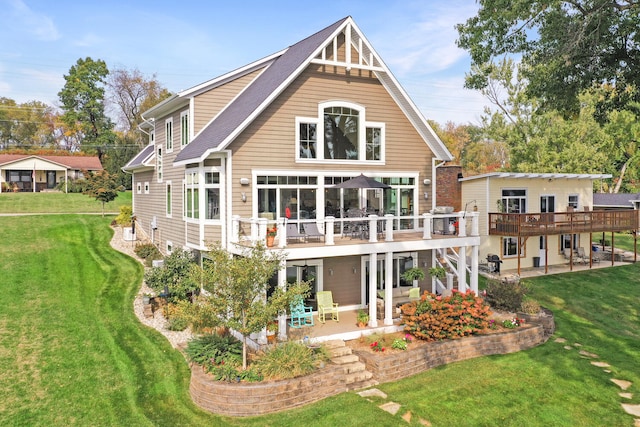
[[193, 69, 264, 134]]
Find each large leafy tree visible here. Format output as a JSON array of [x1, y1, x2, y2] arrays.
[[457, 0, 640, 117], [0, 98, 58, 149], [58, 57, 115, 159]]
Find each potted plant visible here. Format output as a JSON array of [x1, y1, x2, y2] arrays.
[[266, 224, 277, 247], [402, 267, 426, 282], [356, 309, 369, 327], [428, 266, 446, 280], [266, 321, 278, 343]]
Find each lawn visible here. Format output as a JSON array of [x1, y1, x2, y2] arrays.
[[0, 191, 131, 214], [1, 213, 638, 426]]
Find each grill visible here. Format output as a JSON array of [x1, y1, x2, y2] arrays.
[[487, 254, 502, 274]]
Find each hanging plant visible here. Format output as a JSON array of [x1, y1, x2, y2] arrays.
[[401, 267, 425, 282], [428, 266, 446, 279]]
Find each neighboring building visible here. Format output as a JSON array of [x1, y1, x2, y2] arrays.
[[460, 172, 638, 274], [124, 16, 482, 331], [593, 192, 640, 210], [0, 154, 103, 193]]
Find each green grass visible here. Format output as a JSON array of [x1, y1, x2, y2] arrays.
[[1, 214, 638, 426], [0, 191, 131, 214]]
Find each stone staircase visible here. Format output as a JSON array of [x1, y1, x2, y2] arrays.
[[323, 339, 377, 390]]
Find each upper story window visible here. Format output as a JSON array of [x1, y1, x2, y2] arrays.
[[156, 146, 163, 182], [296, 102, 384, 163], [500, 189, 526, 213], [205, 171, 220, 220], [165, 117, 173, 152], [568, 194, 578, 210], [180, 110, 189, 147]]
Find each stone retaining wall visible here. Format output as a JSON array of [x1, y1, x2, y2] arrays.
[[190, 363, 347, 417], [354, 323, 548, 384]]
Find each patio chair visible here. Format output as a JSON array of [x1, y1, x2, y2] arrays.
[[289, 295, 314, 328], [286, 223, 306, 244], [577, 247, 597, 264], [317, 291, 339, 323], [409, 287, 421, 301], [303, 222, 324, 242]]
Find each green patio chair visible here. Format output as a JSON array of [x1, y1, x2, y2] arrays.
[[317, 291, 339, 323], [289, 295, 314, 328]]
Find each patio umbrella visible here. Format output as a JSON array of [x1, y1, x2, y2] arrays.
[[332, 174, 390, 189]]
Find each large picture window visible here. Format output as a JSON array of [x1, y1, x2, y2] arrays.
[[296, 102, 384, 162]]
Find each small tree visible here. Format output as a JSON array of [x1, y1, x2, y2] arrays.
[[83, 169, 121, 216], [144, 248, 199, 302], [198, 243, 309, 370]]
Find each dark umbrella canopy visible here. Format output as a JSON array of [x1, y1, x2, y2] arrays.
[[332, 174, 390, 189]]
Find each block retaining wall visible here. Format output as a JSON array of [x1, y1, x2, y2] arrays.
[[190, 312, 554, 417]]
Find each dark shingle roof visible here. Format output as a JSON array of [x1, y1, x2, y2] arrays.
[[123, 144, 155, 171], [593, 192, 640, 208], [174, 17, 348, 163]]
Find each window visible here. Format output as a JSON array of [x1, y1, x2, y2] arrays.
[[180, 111, 189, 147], [540, 195, 555, 213], [502, 237, 524, 257], [205, 172, 220, 220], [295, 102, 384, 162], [165, 118, 173, 152], [568, 194, 578, 209], [560, 234, 579, 251], [156, 146, 162, 182], [149, 129, 155, 144], [166, 241, 173, 254], [144, 182, 149, 194], [166, 181, 172, 217], [501, 189, 526, 213], [136, 182, 142, 194], [184, 170, 199, 219]]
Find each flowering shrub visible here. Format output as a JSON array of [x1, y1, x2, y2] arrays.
[[502, 318, 524, 329], [370, 341, 385, 352], [401, 289, 492, 341], [391, 339, 407, 350], [488, 319, 498, 329]]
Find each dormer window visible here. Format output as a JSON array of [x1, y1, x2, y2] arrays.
[[296, 101, 384, 163]]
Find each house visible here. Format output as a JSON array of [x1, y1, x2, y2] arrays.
[[460, 172, 639, 275], [593, 192, 640, 210], [123, 16, 482, 338], [0, 154, 103, 193]]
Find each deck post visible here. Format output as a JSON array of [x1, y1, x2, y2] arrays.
[[368, 252, 378, 328], [325, 216, 335, 245], [384, 251, 394, 325]]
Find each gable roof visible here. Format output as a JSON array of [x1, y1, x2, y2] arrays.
[[593, 192, 640, 209], [0, 154, 102, 170], [171, 16, 451, 165], [122, 143, 155, 172]]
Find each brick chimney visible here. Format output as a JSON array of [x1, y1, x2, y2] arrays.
[[435, 165, 463, 211]]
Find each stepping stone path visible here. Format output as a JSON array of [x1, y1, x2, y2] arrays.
[[558, 338, 638, 423], [357, 388, 431, 425]]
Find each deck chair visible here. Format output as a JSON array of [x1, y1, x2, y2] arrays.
[[409, 287, 421, 301], [317, 291, 339, 323], [289, 295, 314, 328], [577, 247, 597, 264], [286, 223, 306, 243], [303, 222, 324, 242]]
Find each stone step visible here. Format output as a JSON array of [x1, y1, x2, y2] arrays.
[[331, 354, 360, 365], [349, 378, 379, 391], [339, 361, 367, 374], [323, 339, 346, 349], [328, 345, 352, 358], [344, 369, 373, 384]]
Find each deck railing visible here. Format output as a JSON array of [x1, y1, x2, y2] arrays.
[[488, 210, 638, 237], [231, 212, 480, 247]]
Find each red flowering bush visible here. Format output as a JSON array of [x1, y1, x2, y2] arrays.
[[370, 341, 385, 352], [401, 289, 492, 341]]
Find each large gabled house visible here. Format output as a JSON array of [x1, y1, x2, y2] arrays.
[[124, 16, 482, 337]]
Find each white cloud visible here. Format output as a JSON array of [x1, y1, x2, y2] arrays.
[[7, 0, 59, 41]]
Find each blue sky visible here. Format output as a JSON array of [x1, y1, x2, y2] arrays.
[[0, 0, 487, 125]]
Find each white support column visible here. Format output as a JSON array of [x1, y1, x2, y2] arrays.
[[384, 251, 394, 325], [368, 214, 378, 243], [470, 244, 479, 294], [231, 215, 240, 243], [385, 214, 394, 241], [458, 213, 467, 237], [471, 211, 480, 236], [423, 213, 432, 239], [277, 261, 287, 341], [457, 247, 467, 292], [368, 253, 378, 328], [257, 218, 267, 244], [325, 216, 335, 245], [277, 218, 286, 248]]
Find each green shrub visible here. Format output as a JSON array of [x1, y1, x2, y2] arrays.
[[56, 177, 88, 193], [485, 278, 530, 312], [185, 333, 242, 367], [144, 249, 199, 302], [402, 289, 491, 341], [114, 205, 133, 227], [254, 341, 323, 380], [520, 298, 541, 314], [134, 243, 162, 266]]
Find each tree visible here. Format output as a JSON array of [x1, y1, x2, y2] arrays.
[[457, 0, 640, 116], [0, 98, 58, 149], [58, 58, 115, 159], [198, 244, 309, 370], [83, 169, 121, 216]]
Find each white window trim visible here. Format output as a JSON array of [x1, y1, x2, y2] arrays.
[[180, 110, 189, 147], [184, 168, 199, 223], [144, 181, 150, 194], [156, 145, 163, 183], [203, 168, 222, 223], [165, 117, 173, 153], [166, 240, 173, 255], [166, 180, 172, 218], [136, 182, 142, 194], [568, 194, 579, 209], [294, 101, 385, 164]]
